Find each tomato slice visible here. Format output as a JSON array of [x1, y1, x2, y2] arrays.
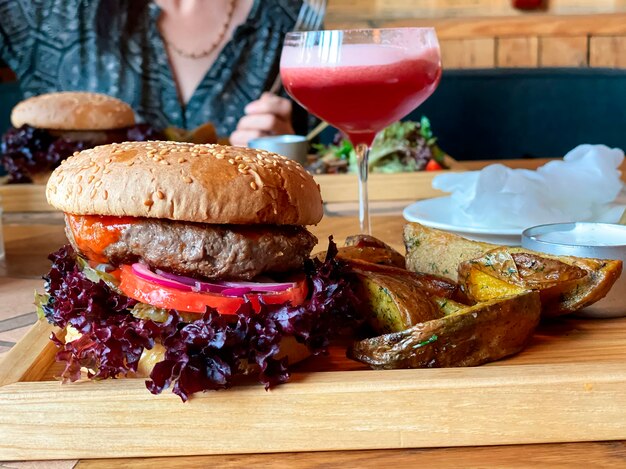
[[118, 265, 308, 315]]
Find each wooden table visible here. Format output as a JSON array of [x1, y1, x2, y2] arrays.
[[2, 157, 626, 465], [1, 214, 625, 467]]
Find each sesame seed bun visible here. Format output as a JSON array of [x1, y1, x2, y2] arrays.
[[46, 141, 324, 226], [11, 92, 135, 130]]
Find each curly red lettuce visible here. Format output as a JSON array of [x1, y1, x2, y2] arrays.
[[40, 239, 358, 401], [42, 245, 155, 381], [1, 124, 164, 183], [147, 307, 289, 400], [147, 241, 360, 400]]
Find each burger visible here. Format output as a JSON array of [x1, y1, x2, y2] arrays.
[[1, 92, 162, 183], [39, 141, 355, 400]]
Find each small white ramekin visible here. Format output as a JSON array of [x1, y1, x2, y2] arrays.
[[522, 222, 626, 318]]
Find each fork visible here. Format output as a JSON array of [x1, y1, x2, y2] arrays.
[[268, 0, 327, 94]]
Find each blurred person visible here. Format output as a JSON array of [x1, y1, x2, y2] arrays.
[[0, 0, 305, 145]]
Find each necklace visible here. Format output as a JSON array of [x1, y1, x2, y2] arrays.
[[161, 0, 236, 60]]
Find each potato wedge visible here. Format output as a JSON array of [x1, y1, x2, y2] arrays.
[[333, 246, 406, 268], [497, 247, 620, 317], [432, 296, 467, 316], [348, 291, 541, 369], [404, 222, 493, 281], [404, 223, 623, 317], [347, 258, 469, 304], [345, 234, 401, 251], [354, 270, 444, 334], [462, 266, 527, 301], [458, 248, 600, 316], [317, 235, 405, 268]]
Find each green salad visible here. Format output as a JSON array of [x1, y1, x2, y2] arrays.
[[310, 117, 446, 174]]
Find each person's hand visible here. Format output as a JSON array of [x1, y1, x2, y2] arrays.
[[230, 93, 294, 146]]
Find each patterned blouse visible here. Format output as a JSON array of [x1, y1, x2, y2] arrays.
[[0, 0, 303, 135]]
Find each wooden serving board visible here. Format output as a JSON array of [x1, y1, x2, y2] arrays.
[[1, 314, 625, 461]]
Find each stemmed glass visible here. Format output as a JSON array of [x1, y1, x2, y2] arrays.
[[280, 28, 442, 233]]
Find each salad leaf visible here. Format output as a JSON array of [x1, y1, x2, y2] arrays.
[[364, 119, 445, 173], [1, 124, 164, 183], [312, 118, 445, 174], [39, 240, 360, 401], [312, 140, 353, 161]]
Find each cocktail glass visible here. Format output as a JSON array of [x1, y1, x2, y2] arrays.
[[280, 28, 442, 233]]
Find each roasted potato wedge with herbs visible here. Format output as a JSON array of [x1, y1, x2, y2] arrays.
[[334, 245, 405, 268], [432, 296, 467, 316], [317, 234, 467, 302], [404, 223, 493, 281], [317, 234, 405, 268], [347, 258, 468, 304], [324, 234, 470, 334], [353, 269, 445, 334], [348, 291, 541, 369], [460, 246, 622, 317], [344, 234, 401, 252], [404, 223, 622, 317]]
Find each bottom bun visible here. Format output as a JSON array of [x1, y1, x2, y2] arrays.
[[65, 326, 311, 378]]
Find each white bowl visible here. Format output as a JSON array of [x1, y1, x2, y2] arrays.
[[522, 223, 626, 319]]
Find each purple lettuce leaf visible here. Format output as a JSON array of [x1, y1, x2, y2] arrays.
[[41, 238, 359, 401], [1, 123, 164, 183]]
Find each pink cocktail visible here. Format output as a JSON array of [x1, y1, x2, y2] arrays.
[[280, 29, 442, 233], [282, 44, 441, 146]]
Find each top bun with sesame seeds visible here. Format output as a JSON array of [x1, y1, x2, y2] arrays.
[[11, 91, 135, 130], [46, 140, 323, 226]]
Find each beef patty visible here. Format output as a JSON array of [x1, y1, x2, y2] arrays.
[[66, 219, 318, 280]]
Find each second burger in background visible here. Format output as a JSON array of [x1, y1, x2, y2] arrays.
[[1, 91, 163, 183]]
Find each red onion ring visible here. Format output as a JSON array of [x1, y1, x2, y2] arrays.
[[137, 265, 296, 295], [131, 263, 194, 292], [155, 269, 228, 293]]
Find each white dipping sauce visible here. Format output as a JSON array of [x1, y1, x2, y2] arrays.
[[533, 224, 626, 246]]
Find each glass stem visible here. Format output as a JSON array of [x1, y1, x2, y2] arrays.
[[355, 143, 371, 234]]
